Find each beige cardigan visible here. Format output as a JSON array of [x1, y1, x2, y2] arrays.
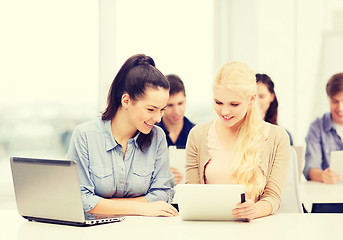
[[185, 121, 290, 214]]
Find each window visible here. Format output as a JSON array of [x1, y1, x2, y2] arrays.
[[0, 0, 98, 208]]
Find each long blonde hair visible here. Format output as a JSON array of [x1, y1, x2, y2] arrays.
[[214, 61, 266, 198]]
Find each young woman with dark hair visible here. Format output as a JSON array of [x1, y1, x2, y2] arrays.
[[256, 74, 278, 125], [256, 73, 293, 145], [67, 54, 178, 217]]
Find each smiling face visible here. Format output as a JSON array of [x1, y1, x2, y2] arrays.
[[127, 87, 169, 134], [163, 91, 186, 126], [330, 91, 343, 125], [213, 86, 253, 129], [257, 82, 275, 116]]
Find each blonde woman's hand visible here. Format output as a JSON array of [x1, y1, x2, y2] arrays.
[[140, 201, 178, 217], [232, 199, 256, 221]]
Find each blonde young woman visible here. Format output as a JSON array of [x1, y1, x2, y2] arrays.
[[186, 61, 290, 221]]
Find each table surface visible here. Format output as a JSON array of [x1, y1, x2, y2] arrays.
[[300, 180, 343, 204], [1, 209, 343, 240]]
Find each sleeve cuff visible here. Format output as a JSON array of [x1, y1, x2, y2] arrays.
[[82, 194, 101, 212], [145, 188, 174, 203], [259, 197, 279, 215]]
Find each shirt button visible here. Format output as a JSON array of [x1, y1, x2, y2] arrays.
[[120, 182, 124, 187]]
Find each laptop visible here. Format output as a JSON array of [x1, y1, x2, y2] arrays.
[[10, 157, 125, 226], [175, 184, 246, 221], [330, 151, 343, 181]]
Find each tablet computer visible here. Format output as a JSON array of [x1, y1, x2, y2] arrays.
[[330, 151, 343, 181], [175, 184, 245, 221], [168, 146, 186, 184]]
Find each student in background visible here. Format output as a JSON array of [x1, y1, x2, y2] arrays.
[[186, 61, 290, 221], [304, 72, 343, 184], [67, 54, 178, 217], [156, 74, 195, 184], [256, 73, 293, 145], [156, 74, 194, 148], [303, 72, 343, 213]]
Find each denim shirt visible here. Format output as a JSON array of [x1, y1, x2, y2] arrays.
[[303, 113, 343, 180], [67, 119, 174, 212]]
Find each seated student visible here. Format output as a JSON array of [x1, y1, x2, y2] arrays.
[[303, 72, 343, 213], [256, 73, 293, 145], [186, 61, 290, 221], [67, 54, 178, 217], [303, 72, 343, 184], [156, 74, 195, 148], [156, 74, 195, 184]]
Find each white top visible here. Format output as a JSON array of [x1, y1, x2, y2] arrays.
[[205, 119, 235, 184]]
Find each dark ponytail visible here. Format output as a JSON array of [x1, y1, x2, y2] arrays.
[[102, 54, 169, 151]]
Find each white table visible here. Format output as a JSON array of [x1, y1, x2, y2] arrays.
[[1, 209, 343, 240], [300, 180, 343, 203], [300, 180, 343, 211]]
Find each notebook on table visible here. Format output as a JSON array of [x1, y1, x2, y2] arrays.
[[175, 184, 246, 221], [330, 151, 343, 181], [10, 157, 125, 227]]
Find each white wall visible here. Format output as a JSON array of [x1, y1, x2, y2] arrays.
[[0, 0, 99, 107], [213, 0, 297, 141], [217, 0, 343, 145], [255, 0, 296, 139], [97, 0, 343, 146], [99, 0, 215, 123], [0, 0, 100, 208], [2, 0, 342, 150], [1, 0, 343, 210]]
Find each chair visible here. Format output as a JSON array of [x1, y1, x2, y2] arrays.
[[291, 145, 305, 181], [278, 147, 303, 213]]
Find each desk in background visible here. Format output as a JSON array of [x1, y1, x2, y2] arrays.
[[300, 181, 343, 203], [1, 209, 343, 240], [300, 180, 343, 212]]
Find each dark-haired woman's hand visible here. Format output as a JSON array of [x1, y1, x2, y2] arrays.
[[140, 201, 178, 217]]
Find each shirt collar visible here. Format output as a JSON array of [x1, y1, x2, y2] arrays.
[[104, 120, 140, 151], [159, 116, 193, 134], [158, 119, 169, 134], [131, 132, 140, 149], [323, 112, 335, 132], [104, 120, 117, 151]]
